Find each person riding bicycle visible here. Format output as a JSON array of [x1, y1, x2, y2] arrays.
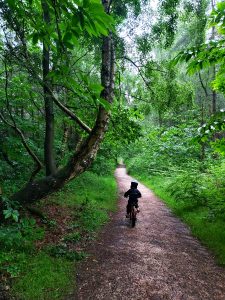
[[124, 181, 142, 218]]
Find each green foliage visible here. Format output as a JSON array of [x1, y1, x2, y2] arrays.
[[0, 0, 116, 199], [172, 39, 225, 74], [53, 171, 117, 210], [0, 218, 44, 278], [196, 110, 225, 155], [0, 170, 117, 299], [46, 244, 86, 261], [77, 200, 109, 232], [172, 1, 225, 82], [6, 0, 114, 49], [166, 169, 208, 207], [128, 60, 195, 124], [151, 0, 181, 47], [0, 252, 28, 278], [202, 162, 225, 219], [138, 174, 225, 265], [0, 218, 44, 250], [209, 1, 225, 33], [90, 153, 116, 175], [126, 123, 201, 177], [1, 195, 20, 223], [51, 171, 117, 233], [3, 207, 19, 222], [12, 253, 74, 300], [63, 232, 81, 243], [109, 105, 143, 144]]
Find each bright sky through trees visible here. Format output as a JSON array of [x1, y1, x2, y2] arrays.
[[119, 0, 158, 60]]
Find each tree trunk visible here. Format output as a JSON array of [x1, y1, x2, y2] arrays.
[[200, 100, 205, 160], [11, 0, 115, 204], [11, 105, 112, 204], [60, 124, 69, 158], [211, 0, 217, 115], [42, 0, 56, 176], [212, 66, 216, 114]]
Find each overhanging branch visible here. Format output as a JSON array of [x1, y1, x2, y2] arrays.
[[48, 88, 92, 133], [4, 44, 92, 134]]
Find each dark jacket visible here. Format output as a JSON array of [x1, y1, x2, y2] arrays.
[[124, 188, 142, 203]]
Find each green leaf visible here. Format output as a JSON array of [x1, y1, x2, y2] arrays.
[[6, 0, 16, 8], [85, 19, 98, 37], [3, 210, 11, 219], [63, 31, 73, 43], [12, 211, 19, 222], [71, 14, 80, 28], [78, 11, 85, 28], [32, 33, 39, 45], [97, 97, 111, 110], [83, 0, 90, 8], [94, 21, 108, 36]]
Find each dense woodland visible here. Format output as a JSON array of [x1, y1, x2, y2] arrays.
[[1, 0, 225, 298]]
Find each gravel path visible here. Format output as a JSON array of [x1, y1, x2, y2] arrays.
[[69, 167, 225, 300]]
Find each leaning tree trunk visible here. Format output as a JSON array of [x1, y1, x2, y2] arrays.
[[11, 4, 115, 204], [11, 107, 112, 204]]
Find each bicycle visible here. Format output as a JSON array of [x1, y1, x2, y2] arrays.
[[129, 205, 139, 228]]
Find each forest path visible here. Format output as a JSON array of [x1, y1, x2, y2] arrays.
[[69, 167, 225, 300]]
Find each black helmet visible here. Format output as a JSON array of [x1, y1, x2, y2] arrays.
[[131, 181, 138, 188]]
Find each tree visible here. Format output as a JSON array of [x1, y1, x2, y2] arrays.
[[0, 0, 115, 204], [0, 0, 146, 205]]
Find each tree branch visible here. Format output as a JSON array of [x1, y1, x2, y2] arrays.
[[16, 50, 92, 133], [49, 88, 92, 133], [3, 58, 43, 181], [198, 72, 209, 98], [121, 92, 150, 103], [121, 56, 155, 94], [0, 112, 43, 181]]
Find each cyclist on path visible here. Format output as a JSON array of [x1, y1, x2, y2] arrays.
[[124, 181, 142, 218]]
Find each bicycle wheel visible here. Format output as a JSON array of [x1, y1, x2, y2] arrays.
[[131, 216, 136, 227], [131, 208, 136, 227]]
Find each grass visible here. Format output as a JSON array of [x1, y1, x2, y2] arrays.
[[133, 173, 225, 266], [12, 253, 74, 300], [2, 171, 117, 300], [55, 171, 117, 210], [51, 171, 118, 232]]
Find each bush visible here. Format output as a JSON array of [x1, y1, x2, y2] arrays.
[[166, 170, 208, 207], [0, 218, 44, 278]]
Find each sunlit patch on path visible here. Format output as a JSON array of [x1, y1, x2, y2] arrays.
[[68, 167, 225, 300]]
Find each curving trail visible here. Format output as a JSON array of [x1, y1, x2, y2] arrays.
[[69, 167, 225, 300]]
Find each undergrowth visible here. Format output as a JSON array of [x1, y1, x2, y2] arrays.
[[0, 171, 117, 300]]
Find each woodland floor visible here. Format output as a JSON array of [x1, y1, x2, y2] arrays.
[[67, 167, 225, 300]]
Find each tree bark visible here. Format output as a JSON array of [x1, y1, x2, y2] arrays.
[[42, 0, 56, 176], [212, 67, 216, 114], [211, 0, 217, 115], [11, 0, 115, 204]]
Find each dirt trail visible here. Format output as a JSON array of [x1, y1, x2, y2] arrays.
[[69, 167, 225, 300]]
